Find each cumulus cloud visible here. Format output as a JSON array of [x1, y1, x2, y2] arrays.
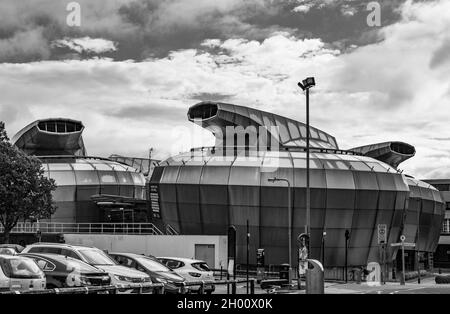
[[52, 37, 117, 54], [0, 0, 449, 178]]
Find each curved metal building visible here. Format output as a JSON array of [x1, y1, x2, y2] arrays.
[[13, 119, 147, 223], [150, 102, 445, 268]]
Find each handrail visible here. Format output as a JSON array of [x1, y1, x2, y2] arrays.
[[0, 222, 165, 235]]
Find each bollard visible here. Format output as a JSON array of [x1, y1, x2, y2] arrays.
[[232, 280, 237, 295], [250, 279, 255, 295], [306, 259, 325, 294], [180, 282, 187, 295], [199, 281, 205, 295]]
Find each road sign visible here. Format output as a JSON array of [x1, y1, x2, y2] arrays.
[[400, 235, 406, 242], [377, 224, 387, 244], [391, 242, 416, 248]]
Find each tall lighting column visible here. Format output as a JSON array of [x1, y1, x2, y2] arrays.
[[298, 77, 316, 256]]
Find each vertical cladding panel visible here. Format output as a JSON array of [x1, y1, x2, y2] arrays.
[[176, 165, 203, 234], [388, 175, 410, 246], [324, 169, 355, 266], [260, 166, 294, 264], [349, 171, 380, 266], [418, 185, 434, 251], [228, 165, 260, 261], [367, 172, 398, 263], [51, 201, 76, 223], [199, 166, 231, 235], [159, 166, 181, 231], [292, 168, 327, 259]]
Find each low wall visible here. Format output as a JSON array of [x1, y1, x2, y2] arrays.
[[63, 234, 227, 269]]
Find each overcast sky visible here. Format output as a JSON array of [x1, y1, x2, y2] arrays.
[[0, 0, 449, 179]]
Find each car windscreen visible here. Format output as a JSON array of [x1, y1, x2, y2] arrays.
[[136, 257, 172, 272], [192, 262, 211, 272], [78, 249, 116, 266], [0, 258, 42, 279], [64, 258, 102, 273]]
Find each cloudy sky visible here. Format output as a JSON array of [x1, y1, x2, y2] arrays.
[[0, 0, 449, 179]]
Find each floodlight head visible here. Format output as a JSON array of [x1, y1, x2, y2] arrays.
[[268, 177, 278, 183], [302, 77, 316, 90], [297, 82, 305, 91]]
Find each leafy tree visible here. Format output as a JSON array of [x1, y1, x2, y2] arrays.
[[0, 121, 57, 243]]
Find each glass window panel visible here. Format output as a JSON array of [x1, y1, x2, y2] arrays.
[[274, 117, 290, 143], [365, 162, 390, 172], [111, 163, 127, 171], [93, 163, 113, 171], [287, 122, 300, 139], [318, 132, 328, 141], [74, 171, 99, 185], [48, 163, 72, 171], [49, 170, 76, 185], [310, 128, 319, 139], [72, 163, 94, 171], [131, 172, 145, 185], [116, 171, 133, 185], [99, 171, 118, 184], [350, 161, 371, 171], [298, 125, 306, 138]]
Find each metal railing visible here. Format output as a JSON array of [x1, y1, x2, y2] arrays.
[[0, 279, 257, 295], [0, 283, 165, 295], [1, 222, 164, 235], [165, 224, 179, 235]]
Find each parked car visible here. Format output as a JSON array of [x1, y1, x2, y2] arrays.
[[0, 244, 24, 255], [0, 255, 46, 292], [20, 253, 111, 289], [109, 252, 186, 294], [158, 257, 215, 294], [22, 243, 151, 292]]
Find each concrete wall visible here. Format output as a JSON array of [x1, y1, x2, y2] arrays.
[[63, 234, 227, 269]]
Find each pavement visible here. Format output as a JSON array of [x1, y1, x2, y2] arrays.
[[212, 275, 450, 294]]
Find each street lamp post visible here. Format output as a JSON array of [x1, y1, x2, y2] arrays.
[[298, 78, 316, 255], [268, 177, 292, 286], [322, 231, 326, 268]]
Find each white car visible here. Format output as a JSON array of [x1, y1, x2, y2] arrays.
[[0, 255, 46, 292], [22, 243, 151, 292], [157, 257, 215, 294]]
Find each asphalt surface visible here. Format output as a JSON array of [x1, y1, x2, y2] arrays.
[[211, 276, 450, 294]]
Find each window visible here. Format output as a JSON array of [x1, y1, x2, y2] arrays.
[[49, 171, 76, 186], [163, 259, 184, 269], [98, 171, 118, 184], [116, 172, 133, 185], [61, 249, 81, 260], [192, 262, 211, 272], [74, 171, 99, 185], [34, 258, 56, 271], [78, 249, 116, 266], [136, 257, 171, 272], [28, 246, 62, 255]]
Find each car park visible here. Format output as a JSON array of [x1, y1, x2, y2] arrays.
[[158, 257, 215, 294], [22, 243, 152, 292], [110, 252, 186, 294], [0, 255, 46, 292], [20, 253, 111, 289]]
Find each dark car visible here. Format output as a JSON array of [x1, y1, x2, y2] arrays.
[[20, 253, 111, 289], [109, 252, 186, 294]]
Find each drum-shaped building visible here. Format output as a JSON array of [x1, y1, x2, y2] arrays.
[[12, 119, 147, 223], [150, 102, 445, 271]]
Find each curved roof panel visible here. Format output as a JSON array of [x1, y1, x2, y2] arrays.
[[187, 101, 338, 150], [12, 118, 87, 156]]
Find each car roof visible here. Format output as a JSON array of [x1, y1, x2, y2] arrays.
[[157, 257, 206, 264], [26, 243, 97, 250], [110, 252, 157, 260], [21, 252, 83, 263]]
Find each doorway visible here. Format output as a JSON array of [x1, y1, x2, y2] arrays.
[[195, 244, 215, 268]]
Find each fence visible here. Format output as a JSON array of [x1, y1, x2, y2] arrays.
[[0, 222, 164, 235], [0, 279, 257, 295], [0, 283, 165, 295]]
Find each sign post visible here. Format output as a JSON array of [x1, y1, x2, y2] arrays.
[[377, 224, 387, 284], [297, 233, 309, 290], [391, 235, 415, 286]]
